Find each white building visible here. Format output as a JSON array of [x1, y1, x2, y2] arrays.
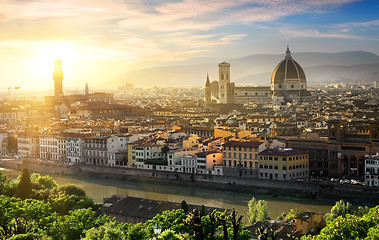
[[134, 143, 164, 165], [39, 134, 59, 162], [84, 136, 109, 165], [180, 151, 223, 175], [180, 155, 197, 173], [365, 155, 379, 187], [167, 149, 198, 166], [57, 136, 66, 163], [66, 135, 86, 164], [17, 132, 39, 158], [107, 134, 131, 166]]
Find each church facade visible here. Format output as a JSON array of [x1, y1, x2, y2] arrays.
[[205, 46, 310, 105]]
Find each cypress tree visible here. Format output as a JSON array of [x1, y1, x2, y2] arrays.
[[14, 168, 32, 199], [180, 200, 189, 213]]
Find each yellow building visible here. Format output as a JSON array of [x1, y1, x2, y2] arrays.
[[290, 212, 325, 235], [237, 130, 252, 139], [222, 140, 266, 177], [214, 128, 235, 138], [258, 148, 309, 180], [182, 135, 200, 149]]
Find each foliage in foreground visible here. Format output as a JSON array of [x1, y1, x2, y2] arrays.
[[247, 197, 268, 224], [2, 170, 379, 240], [302, 204, 379, 240]]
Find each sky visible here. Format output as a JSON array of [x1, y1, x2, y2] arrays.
[[1, 0, 379, 90]]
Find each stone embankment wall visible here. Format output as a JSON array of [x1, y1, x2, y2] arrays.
[[77, 164, 379, 205], [19, 159, 79, 175]]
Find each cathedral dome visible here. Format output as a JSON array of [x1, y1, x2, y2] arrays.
[[271, 46, 306, 85]]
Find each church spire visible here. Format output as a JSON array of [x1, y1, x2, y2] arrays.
[[85, 82, 89, 96], [285, 45, 292, 60], [205, 73, 210, 87]]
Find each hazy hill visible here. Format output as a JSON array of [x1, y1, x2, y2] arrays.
[[236, 63, 379, 85], [109, 51, 379, 88]]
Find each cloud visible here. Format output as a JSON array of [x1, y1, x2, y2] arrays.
[[279, 26, 373, 40], [336, 19, 379, 28], [0, 0, 370, 66]]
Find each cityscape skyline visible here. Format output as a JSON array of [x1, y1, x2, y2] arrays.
[[0, 0, 379, 90]]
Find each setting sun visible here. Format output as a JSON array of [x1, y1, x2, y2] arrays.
[[27, 42, 80, 81]]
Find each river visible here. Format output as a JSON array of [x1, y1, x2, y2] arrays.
[[1, 167, 333, 221]]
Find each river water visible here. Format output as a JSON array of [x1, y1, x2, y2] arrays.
[[1, 167, 333, 221]]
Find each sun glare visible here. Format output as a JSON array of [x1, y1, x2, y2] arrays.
[[28, 42, 80, 81]]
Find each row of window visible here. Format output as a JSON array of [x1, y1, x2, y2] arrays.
[[366, 160, 379, 165], [85, 150, 107, 157], [224, 152, 258, 160], [259, 163, 308, 170], [225, 160, 258, 168], [259, 155, 308, 161], [260, 170, 308, 180], [235, 92, 270, 96], [224, 146, 258, 151], [40, 140, 58, 146]]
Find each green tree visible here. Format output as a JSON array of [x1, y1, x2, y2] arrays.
[[183, 209, 204, 240], [49, 184, 96, 215], [324, 200, 353, 223], [302, 205, 379, 240], [286, 209, 304, 220], [55, 208, 110, 240], [50, 193, 96, 215], [0, 171, 15, 196], [55, 184, 86, 196], [276, 212, 286, 221], [30, 173, 57, 189], [248, 197, 268, 224], [0, 195, 58, 239], [158, 229, 185, 240], [83, 221, 126, 240], [14, 168, 32, 200], [145, 209, 190, 238], [124, 223, 147, 240], [7, 232, 50, 240], [180, 200, 189, 214], [161, 144, 170, 160]]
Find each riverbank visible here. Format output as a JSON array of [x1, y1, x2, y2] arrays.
[[2, 158, 379, 206]]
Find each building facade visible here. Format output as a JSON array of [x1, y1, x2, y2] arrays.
[[365, 155, 379, 187], [258, 148, 309, 181], [222, 140, 266, 177]]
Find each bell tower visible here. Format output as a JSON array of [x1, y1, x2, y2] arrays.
[[218, 61, 231, 104], [53, 58, 64, 99], [205, 74, 211, 104]]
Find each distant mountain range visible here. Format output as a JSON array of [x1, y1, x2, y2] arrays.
[[108, 51, 379, 88]]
